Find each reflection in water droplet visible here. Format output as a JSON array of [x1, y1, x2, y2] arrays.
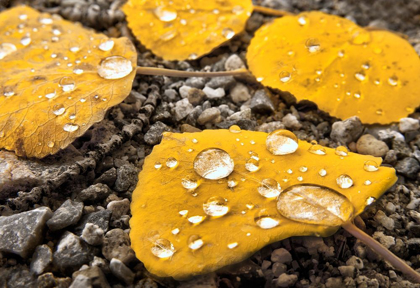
[[336, 174, 353, 189], [335, 146, 348, 157], [59, 76, 75, 92], [364, 180, 372, 186], [63, 123, 79, 132], [166, 157, 178, 168], [318, 169, 327, 177], [151, 238, 175, 258], [287, 169, 293, 174], [38, 17, 53, 25], [388, 76, 398, 86], [279, 71, 291, 83], [308, 144, 326, 155], [154, 6, 177, 22], [69, 46, 80, 53], [188, 235, 204, 250], [53, 104, 65, 116], [19, 14, 28, 20], [0, 43, 17, 60], [227, 242, 238, 249], [354, 71, 366, 81], [99, 39, 114, 51], [203, 196, 229, 216], [73, 68, 83, 75], [227, 177, 238, 188], [366, 196, 376, 205], [338, 50, 345, 58], [266, 129, 299, 155], [98, 56, 133, 79], [188, 53, 198, 60], [179, 210, 188, 216], [249, 151, 259, 161], [364, 160, 379, 172], [182, 177, 198, 189], [376, 109, 383, 115], [171, 228, 180, 235], [245, 158, 259, 172], [188, 215, 205, 224], [192, 138, 198, 144], [193, 148, 234, 180], [305, 38, 320, 53], [299, 166, 308, 172], [154, 162, 162, 169], [20, 36, 31, 46], [254, 208, 280, 229], [3, 87, 15, 97], [232, 5, 244, 14], [160, 30, 177, 41], [258, 178, 282, 198], [298, 16, 307, 25], [351, 30, 371, 45], [222, 28, 235, 39], [229, 125, 241, 133], [362, 62, 370, 70], [47, 141, 54, 148]]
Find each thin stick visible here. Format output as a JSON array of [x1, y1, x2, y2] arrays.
[[136, 67, 250, 78], [252, 5, 294, 17], [343, 221, 420, 283]]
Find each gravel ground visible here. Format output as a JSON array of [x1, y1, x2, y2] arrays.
[[2, 0, 420, 287]]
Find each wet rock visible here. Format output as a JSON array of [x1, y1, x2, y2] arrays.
[[399, 117, 420, 133], [373, 231, 395, 249], [30, 244, 53, 276], [74, 210, 112, 235], [271, 248, 292, 264], [224, 54, 246, 71], [187, 88, 206, 106], [275, 273, 298, 287], [107, 198, 130, 221], [230, 82, 251, 103], [330, 116, 364, 144], [346, 256, 364, 270], [0, 207, 52, 258], [114, 164, 138, 193], [197, 107, 222, 125], [77, 183, 112, 203], [258, 121, 285, 133], [374, 210, 395, 231], [249, 90, 275, 114], [110, 258, 135, 285], [72, 266, 110, 288], [94, 168, 117, 187], [356, 134, 389, 157], [144, 121, 171, 145], [282, 114, 302, 130], [174, 98, 194, 121], [47, 200, 83, 231], [53, 232, 94, 274], [102, 228, 135, 265], [203, 86, 225, 99], [395, 157, 420, 179], [81, 223, 104, 246]]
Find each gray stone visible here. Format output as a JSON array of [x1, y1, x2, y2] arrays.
[[356, 134, 389, 157], [102, 228, 135, 265], [330, 116, 364, 144], [0, 265, 37, 287], [110, 258, 135, 285], [338, 266, 355, 278], [74, 210, 112, 235], [230, 83, 251, 103], [107, 198, 130, 221], [0, 207, 52, 258], [163, 89, 178, 101], [399, 117, 420, 133], [206, 76, 235, 90], [377, 129, 405, 142], [69, 275, 91, 288], [395, 157, 420, 179], [249, 90, 275, 114], [218, 104, 234, 118], [174, 98, 194, 121], [94, 168, 117, 187], [81, 223, 104, 246], [374, 210, 395, 231], [185, 77, 206, 89], [179, 85, 192, 98], [72, 266, 110, 288], [47, 200, 83, 231], [136, 278, 159, 288], [197, 108, 222, 125], [114, 164, 138, 193], [77, 183, 112, 203], [261, 260, 271, 270], [187, 88, 206, 106], [258, 122, 285, 133], [282, 114, 302, 130], [227, 108, 252, 121], [346, 255, 364, 270], [373, 231, 395, 249], [144, 121, 171, 145], [30, 244, 53, 275], [272, 263, 287, 277], [203, 86, 225, 99], [271, 248, 292, 264], [275, 273, 297, 287], [53, 232, 94, 273], [224, 54, 246, 71]]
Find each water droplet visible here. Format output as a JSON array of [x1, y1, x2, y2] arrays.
[[3, 87, 15, 97], [287, 169, 293, 174], [249, 151, 259, 161], [336, 174, 353, 189], [154, 6, 177, 22], [232, 5, 244, 14], [19, 14, 28, 20], [257, 77, 264, 82], [351, 30, 372, 45], [227, 177, 238, 188], [99, 39, 114, 51], [364, 180, 372, 186], [305, 38, 320, 53], [192, 138, 198, 144], [254, 208, 280, 229], [388, 76, 398, 86], [222, 28, 235, 39], [0, 131, 4, 138], [335, 146, 348, 157], [374, 79, 381, 85], [69, 46, 80, 53], [203, 196, 229, 217], [364, 160, 379, 172], [229, 125, 241, 133], [376, 109, 383, 115], [338, 50, 345, 58], [47, 141, 55, 148], [20, 35, 31, 46], [151, 238, 175, 258], [354, 71, 366, 81], [297, 176, 303, 181], [80, 98, 86, 103], [188, 53, 198, 60], [353, 92, 361, 99], [188, 235, 204, 250], [266, 129, 299, 155], [73, 68, 83, 75], [180, 19, 187, 25], [179, 210, 188, 216], [308, 144, 326, 155], [98, 56, 133, 79], [318, 169, 327, 177], [299, 166, 308, 172], [53, 104, 65, 116], [193, 148, 234, 180], [38, 17, 53, 25], [227, 242, 238, 249], [166, 157, 178, 168], [154, 162, 162, 169], [171, 228, 180, 235], [59, 76, 75, 92], [212, 9, 220, 14], [258, 178, 282, 198], [298, 16, 307, 25], [245, 158, 259, 172], [279, 71, 292, 83], [366, 196, 376, 205], [188, 215, 205, 224], [63, 123, 79, 132], [0, 43, 17, 60], [182, 177, 198, 189], [160, 30, 177, 41], [362, 62, 370, 70]]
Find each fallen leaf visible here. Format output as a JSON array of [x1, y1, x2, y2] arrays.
[[0, 6, 137, 158], [123, 0, 253, 60], [130, 127, 397, 279], [247, 11, 420, 124]]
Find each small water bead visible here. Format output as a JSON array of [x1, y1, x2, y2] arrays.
[[227, 177, 238, 188], [19, 14, 28, 20], [257, 178, 281, 198], [180, 19, 187, 25], [308, 144, 326, 155], [52, 104, 65, 116], [227, 242, 238, 249], [305, 38, 320, 53], [188, 53, 198, 60], [166, 157, 178, 168], [212, 9, 220, 14], [59, 76, 75, 92], [38, 17, 53, 25], [266, 129, 299, 155], [80, 98, 86, 103], [353, 92, 361, 99], [69, 46, 80, 53], [232, 5, 244, 14], [249, 151, 259, 161], [160, 30, 177, 41], [229, 125, 241, 133], [179, 210, 188, 216], [318, 169, 327, 177], [297, 176, 303, 181], [188, 215, 205, 224], [73, 68, 83, 75], [154, 162, 162, 169], [298, 16, 307, 25], [20, 35, 31, 46], [364, 160, 379, 172], [299, 166, 308, 172], [376, 109, 383, 115], [279, 71, 291, 83], [354, 71, 366, 81], [364, 180, 372, 186], [362, 62, 370, 70], [336, 174, 353, 189], [287, 169, 293, 174], [388, 76, 398, 86], [181, 177, 198, 190], [374, 79, 381, 85], [366, 196, 376, 205], [188, 235, 204, 250], [338, 50, 345, 58], [98, 56, 133, 80], [63, 123, 79, 132], [171, 228, 180, 235], [193, 148, 234, 180], [0, 43, 17, 60], [335, 146, 348, 157], [3, 87, 15, 97], [192, 138, 198, 144], [151, 239, 175, 258], [222, 28, 235, 39], [203, 196, 229, 217], [256, 77, 264, 82], [98, 39, 114, 51], [254, 209, 280, 229], [154, 6, 177, 22], [245, 158, 259, 172], [0, 131, 4, 138]]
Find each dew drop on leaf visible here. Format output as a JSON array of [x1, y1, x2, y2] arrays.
[[52, 104, 65, 116], [318, 169, 327, 177], [222, 27, 235, 39], [336, 174, 353, 189], [20, 35, 31, 46], [305, 38, 320, 53], [364, 160, 379, 172], [181, 177, 198, 189], [227, 242, 238, 249], [254, 208, 280, 229], [63, 123, 79, 132], [188, 215, 205, 224], [335, 146, 348, 157], [354, 71, 366, 81], [188, 235, 204, 250], [227, 177, 238, 188], [308, 144, 326, 155], [258, 178, 282, 198], [59, 76, 75, 92], [366, 196, 376, 205], [171, 228, 180, 235], [166, 157, 178, 168], [153, 6, 177, 22], [193, 148, 234, 180], [388, 76, 398, 86], [364, 180, 372, 185], [97, 55, 133, 79], [266, 129, 299, 155], [154, 162, 162, 169], [0, 43, 17, 59], [203, 196, 229, 217], [98, 39, 114, 51], [245, 158, 259, 172], [151, 238, 175, 258], [229, 125, 241, 133]]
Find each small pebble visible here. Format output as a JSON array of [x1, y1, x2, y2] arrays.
[[174, 98, 194, 121], [373, 231, 395, 249], [282, 114, 302, 130], [395, 157, 420, 179], [230, 83, 251, 103], [203, 86, 225, 99], [399, 117, 419, 133], [197, 107, 222, 125], [249, 90, 275, 114], [275, 273, 297, 287], [179, 85, 192, 98], [356, 134, 389, 157], [109, 258, 135, 285], [330, 116, 364, 144], [374, 210, 395, 231], [224, 54, 246, 71], [338, 266, 355, 278], [271, 248, 292, 264], [346, 256, 364, 270]]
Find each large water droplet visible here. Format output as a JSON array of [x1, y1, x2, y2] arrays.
[[0, 43, 17, 60], [154, 162, 162, 169], [151, 238, 175, 258], [351, 30, 371, 45], [63, 123, 79, 132], [308, 144, 326, 155], [258, 178, 282, 198], [222, 28, 235, 39], [20, 35, 31, 46], [99, 39, 114, 51], [335, 146, 348, 157], [188, 235, 204, 250], [59, 76, 75, 92], [254, 208, 280, 229], [245, 158, 259, 172], [98, 56, 133, 79], [154, 6, 177, 22], [363, 160, 379, 172], [229, 125, 241, 133], [181, 177, 198, 189], [299, 166, 308, 172], [193, 148, 234, 180], [336, 174, 353, 189], [166, 157, 178, 168], [266, 129, 299, 155], [53, 104, 65, 116], [279, 71, 291, 83], [305, 38, 320, 53], [203, 196, 229, 216]]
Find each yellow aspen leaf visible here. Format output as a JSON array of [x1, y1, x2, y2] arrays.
[[123, 0, 253, 60], [0, 6, 137, 158], [130, 128, 397, 279], [247, 11, 420, 124]]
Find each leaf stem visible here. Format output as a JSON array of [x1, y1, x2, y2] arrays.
[[252, 5, 294, 17], [136, 67, 250, 78], [343, 221, 420, 283]]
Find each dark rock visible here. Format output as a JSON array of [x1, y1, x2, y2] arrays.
[[144, 121, 171, 145], [206, 76, 235, 90], [395, 157, 420, 179], [0, 265, 37, 287], [102, 228, 135, 265], [249, 90, 275, 114], [72, 266, 110, 288], [74, 210, 112, 235], [407, 238, 420, 254], [197, 108, 222, 125], [37, 272, 72, 288], [30, 244, 53, 275], [330, 116, 364, 144], [0, 207, 52, 258], [271, 248, 293, 264], [77, 183, 112, 203], [94, 168, 117, 187], [47, 200, 83, 231], [114, 164, 138, 193], [110, 258, 135, 285]]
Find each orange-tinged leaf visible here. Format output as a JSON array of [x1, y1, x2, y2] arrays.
[[130, 128, 397, 279], [123, 0, 253, 61], [0, 6, 137, 158], [247, 11, 420, 124]]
